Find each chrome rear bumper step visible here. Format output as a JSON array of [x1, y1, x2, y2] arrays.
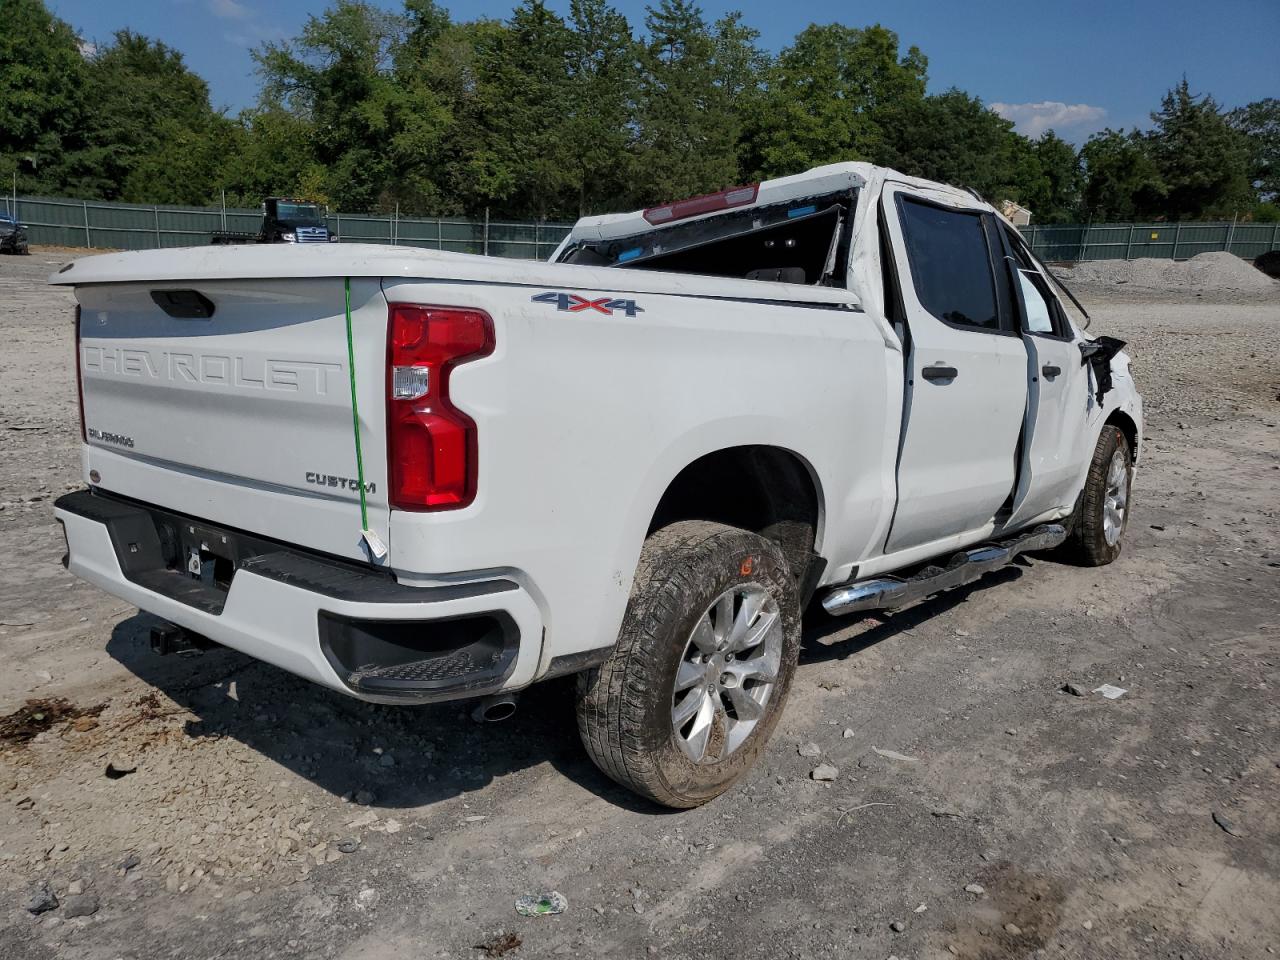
[[822, 523, 1068, 616]]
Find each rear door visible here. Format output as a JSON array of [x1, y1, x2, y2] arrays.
[[881, 185, 1028, 553], [1000, 229, 1092, 527], [75, 277, 389, 563]]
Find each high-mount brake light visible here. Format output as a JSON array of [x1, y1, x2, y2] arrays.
[[642, 184, 759, 225], [74, 304, 85, 442], [386, 304, 494, 511]]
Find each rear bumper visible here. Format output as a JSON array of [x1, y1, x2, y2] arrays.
[[54, 490, 544, 704]]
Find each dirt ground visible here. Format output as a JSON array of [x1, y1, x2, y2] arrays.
[[1, 248, 1278, 960]]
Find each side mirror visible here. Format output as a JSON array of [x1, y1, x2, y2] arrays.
[[1078, 340, 1106, 364]]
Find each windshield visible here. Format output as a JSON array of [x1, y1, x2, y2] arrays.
[[274, 202, 323, 225]]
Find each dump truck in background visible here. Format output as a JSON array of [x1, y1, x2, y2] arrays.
[[0, 212, 30, 254], [209, 198, 337, 245]]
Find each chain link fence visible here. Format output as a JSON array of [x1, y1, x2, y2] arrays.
[[4, 193, 1278, 263], [1, 195, 572, 260]]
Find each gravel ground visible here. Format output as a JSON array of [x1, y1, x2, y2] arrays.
[[1, 248, 1278, 960]]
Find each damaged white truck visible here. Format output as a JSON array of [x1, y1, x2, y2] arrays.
[[53, 163, 1141, 807]]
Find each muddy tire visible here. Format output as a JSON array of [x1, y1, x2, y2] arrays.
[[1060, 425, 1132, 566], [576, 521, 802, 808]]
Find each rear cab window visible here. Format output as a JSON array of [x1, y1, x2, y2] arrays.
[[557, 188, 858, 288]]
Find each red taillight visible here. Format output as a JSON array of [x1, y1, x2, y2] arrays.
[[643, 183, 758, 225], [386, 304, 494, 511], [74, 304, 85, 442]]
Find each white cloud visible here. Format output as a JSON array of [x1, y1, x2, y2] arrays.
[[209, 0, 252, 20], [77, 40, 97, 58], [224, 23, 288, 48], [990, 100, 1108, 138], [208, 0, 285, 50]]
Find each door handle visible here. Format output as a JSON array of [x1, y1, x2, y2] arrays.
[[1041, 364, 1062, 378], [921, 365, 959, 381]]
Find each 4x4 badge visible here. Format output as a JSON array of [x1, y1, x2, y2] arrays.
[[530, 292, 644, 317]]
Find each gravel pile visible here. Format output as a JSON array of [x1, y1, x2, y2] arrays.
[[1058, 251, 1278, 295]]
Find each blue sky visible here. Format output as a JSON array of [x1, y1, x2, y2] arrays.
[[51, 0, 1280, 143]]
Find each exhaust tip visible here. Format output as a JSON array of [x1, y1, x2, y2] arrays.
[[471, 693, 518, 723]]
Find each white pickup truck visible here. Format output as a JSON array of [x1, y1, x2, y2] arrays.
[[53, 163, 1140, 807]]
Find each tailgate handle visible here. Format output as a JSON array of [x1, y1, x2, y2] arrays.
[[150, 289, 215, 319]]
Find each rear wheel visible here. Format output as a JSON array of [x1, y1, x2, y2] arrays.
[[1061, 425, 1132, 566], [576, 521, 802, 808]]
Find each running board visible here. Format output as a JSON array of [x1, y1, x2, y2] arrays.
[[822, 523, 1067, 616]]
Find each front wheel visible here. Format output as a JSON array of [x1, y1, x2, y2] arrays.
[[1061, 425, 1133, 566], [576, 521, 802, 808]]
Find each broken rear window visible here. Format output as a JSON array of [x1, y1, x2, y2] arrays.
[[559, 191, 857, 287]]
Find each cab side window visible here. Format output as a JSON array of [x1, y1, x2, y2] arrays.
[[1017, 271, 1055, 334], [1004, 230, 1066, 337], [896, 197, 1000, 332]]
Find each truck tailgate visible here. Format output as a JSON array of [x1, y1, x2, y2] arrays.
[[73, 277, 389, 563]]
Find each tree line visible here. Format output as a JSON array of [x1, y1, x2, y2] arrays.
[[1, 0, 1276, 223]]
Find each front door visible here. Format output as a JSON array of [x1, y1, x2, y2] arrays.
[[881, 185, 1027, 554], [1000, 229, 1093, 528]]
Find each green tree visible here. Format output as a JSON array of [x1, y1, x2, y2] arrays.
[[1031, 131, 1084, 222], [255, 1, 452, 212], [708, 10, 768, 180], [751, 24, 926, 178], [411, 6, 576, 218], [490, 1, 576, 218], [73, 30, 232, 204], [564, 0, 638, 215], [0, 0, 89, 194], [1079, 129, 1165, 221], [882, 88, 1020, 199], [15, 0, 1280, 229], [412, 18, 512, 215], [218, 107, 327, 207], [1229, 97, 1279, 200], [709, 11, 768, 103], [1148, 78, 1251, 219], [399, 0, 452, 70], [633, 0, 740, 203], [999, 130, 1083, 224]]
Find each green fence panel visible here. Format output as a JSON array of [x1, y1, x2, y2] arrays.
[[1021, 219, 1279, 263], [5, 193, 574, 260], [1229, 223, 1280, 259], [6, 192, 1274, 263], [387, 216, 445, 248], [437, 219, 487, 255]]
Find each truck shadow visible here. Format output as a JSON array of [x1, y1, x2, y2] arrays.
[[103, 562, 1027, 813], [104, 613, 614, 811]]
